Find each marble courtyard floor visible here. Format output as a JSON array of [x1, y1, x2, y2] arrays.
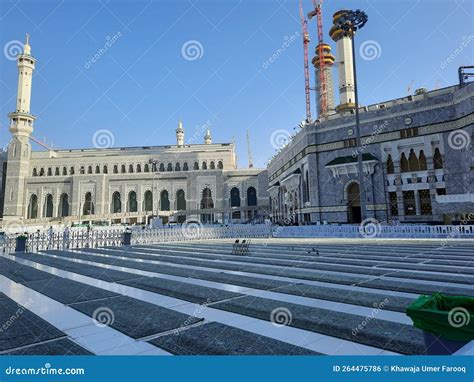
[[0, 238, 472, 355]]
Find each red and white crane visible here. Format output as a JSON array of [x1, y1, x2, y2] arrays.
[[299, 0, 312, 124]]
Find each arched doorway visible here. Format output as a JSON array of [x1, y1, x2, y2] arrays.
[[111, 192, 121, 213], [247, 186, 257, 221], [44, 194, 53, 218], [176, 189, 186, 223], [160, 190, 170, 224], [84, 192, 94, 215], [144, 190, 153, 212], [230, 187, 241, 220], [27, 194, 38, 219], [347, 182, 361, 223], [128, 191, 137, 212], [200, 187, 214, 224], [59, 193, 69, 217]]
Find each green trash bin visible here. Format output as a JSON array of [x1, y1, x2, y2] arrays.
[[406, 293, 474, 354]]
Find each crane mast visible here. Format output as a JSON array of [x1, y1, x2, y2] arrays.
[[246, 129, 254, 168], [299, 0, 312, 124], [308, 0, 328, 118]]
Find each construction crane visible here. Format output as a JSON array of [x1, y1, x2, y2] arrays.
[[246, 129, 254, 168], [299, 0, 312, 123], [308, 0, 327, 118]]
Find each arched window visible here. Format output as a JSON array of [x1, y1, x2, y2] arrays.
[[83, 192, 94, 215], [121, 165, 126, 173], [39, 168, 44, 176], [202, 161, 207, 170], [210, 161, 215, 169], [176, 189, 186, 223], [400, 153, 409, 172], [32, 168, 37, 176], [87, 166, 92, 174], [418, 150, 427, 170], [160, 190, 170, 211], [217, 161, 223, 169], [200, 188, 214, 224], [80, 166, 85, 175], [183, 162, 188, 171], [129, 164, 134, 173], [386, 154, 394, 174], [144, 163, 149, 172], [27, 194, 38, 219], [95, 165, 100, 174], [305, 170, 310, 202], [44, 194, 53, 217], [103, 165, 108, 174], [113, 165, 118, 174], [136, 164, 141, 173], [128, 191, 137, 212], [59, 193, 69, 217], [55, 167, 60, 176], [434, 148, 443, 169], [144, 190, 153, 211], [408, 149, 419, 171], [62, 167, 67, 176], [230, 187, 241, 207], [47, 168, 52, 176], [175, 163, 181, 171], [167, 163, 172, 172], [194, 162, 199, 170], [159, 163, 165, 172], [69, 167, 74, 175], [247, 187, 257, 206], [111, 191, 121, 213]]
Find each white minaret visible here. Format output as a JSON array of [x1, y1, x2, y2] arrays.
[[176, 120, 184, 146], [330, 10, 355, 112], [204, 128, 212, 144], [3, 34, 36, 221]]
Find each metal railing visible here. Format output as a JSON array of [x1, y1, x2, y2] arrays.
[[2, 223, 472, 253]]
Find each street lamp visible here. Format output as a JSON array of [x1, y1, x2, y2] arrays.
[[334, 9, 368, 221]]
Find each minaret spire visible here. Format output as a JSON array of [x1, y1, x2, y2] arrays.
[[204, 128, 212, 144], [3, 34, 36, 220], [176, 120, 184, 146]]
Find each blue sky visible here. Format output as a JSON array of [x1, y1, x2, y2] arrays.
[[0, 0, 472, 167]]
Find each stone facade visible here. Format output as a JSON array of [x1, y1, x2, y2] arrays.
[[0, 38, 269, 228], [267, 83, 474, 224]]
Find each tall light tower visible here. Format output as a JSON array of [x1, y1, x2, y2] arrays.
[[333, 9, 368, 221]]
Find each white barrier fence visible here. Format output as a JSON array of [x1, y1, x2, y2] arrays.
[[2, 224, 473, 252], [131, 225, 272, 245], [271, 224, 474, 239]]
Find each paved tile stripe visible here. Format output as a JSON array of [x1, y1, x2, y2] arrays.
[[149, 322, 319, 355]]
